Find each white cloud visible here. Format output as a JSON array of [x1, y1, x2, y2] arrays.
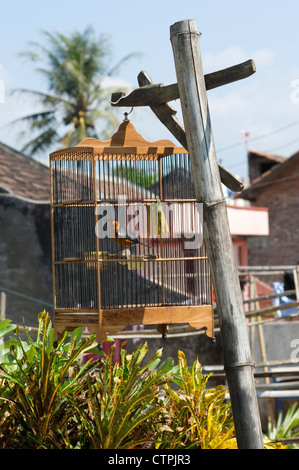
[[289, 67, 299, 80], [0, 80, 4, 104], [203, 45, 275, 73], [0, 65, 5, 104], [209, 91, 248, 116], [252, 49, 275, 69], [203, 45, 247, 72], [202, 44, 276, 123], [0, 63, 8, 93], [101, 75, 133, 90]]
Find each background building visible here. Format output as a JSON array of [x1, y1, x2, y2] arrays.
[[237, 149, 299, 267], [0, 142, 53, 326]]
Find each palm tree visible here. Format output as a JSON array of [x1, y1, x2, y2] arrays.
[[11, 27, 140, 156]]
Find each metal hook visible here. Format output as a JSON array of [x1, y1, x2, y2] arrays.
[[124, 107, 134, 121]]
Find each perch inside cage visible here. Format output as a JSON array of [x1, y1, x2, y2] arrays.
[[50, 117, 214, 342]]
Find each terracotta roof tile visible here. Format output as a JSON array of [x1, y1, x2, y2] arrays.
[[247, 149, 287, 163], [0, 142, 50, 201]]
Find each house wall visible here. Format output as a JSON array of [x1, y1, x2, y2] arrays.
[[247, 161, 299, 267], [0, 195, 53, 326]]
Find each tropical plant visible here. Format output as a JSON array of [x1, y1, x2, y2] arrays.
[[267, 403, 299, 449], [0, 311, 100, 448], [0, 313, 285, 449], [75, 342, 171, 449], [155, 350, 237, 449], [10, 27, 140, 156], [155, 352, 284, 449], [0, 314, 172, 449]]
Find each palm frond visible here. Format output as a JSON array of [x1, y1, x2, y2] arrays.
[[10, 87, 64, 104], [108, 52, 143, 77], [21, 127, 59, 154], [7, 27, 139, 155]]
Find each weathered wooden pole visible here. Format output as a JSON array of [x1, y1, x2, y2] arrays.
[[0, 292, 6, 320], [170, 19, 264, 449]]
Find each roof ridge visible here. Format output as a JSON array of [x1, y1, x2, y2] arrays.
[[238, 151, 299, 199], [248, 149, 287, 162], [0, 141, 50, 201], [0, 141, 49, 170]]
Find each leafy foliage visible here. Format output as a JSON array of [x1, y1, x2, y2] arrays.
[[0, 311, 100, 448], [267, 403, 299, 449], [0, 313, 286, 449], [156, 350, 237, 449], [9, 27, 140, 156], [77, 343, 171, 449]]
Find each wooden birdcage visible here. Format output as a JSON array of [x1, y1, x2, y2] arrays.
[[50, 117, 214, 342]]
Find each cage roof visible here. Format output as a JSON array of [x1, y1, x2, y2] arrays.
[[50, 119, 187, 159]]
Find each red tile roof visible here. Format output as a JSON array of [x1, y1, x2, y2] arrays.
[[0, 142, 50, 201], [247, 149, 287, 164]]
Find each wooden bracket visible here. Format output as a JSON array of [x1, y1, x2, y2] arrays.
[[137, 71, 244, 193], [111, 60, 255, 192], [111, 60, 255, 107]]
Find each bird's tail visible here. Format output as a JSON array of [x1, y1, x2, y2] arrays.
[[138, 240, 150, 248]]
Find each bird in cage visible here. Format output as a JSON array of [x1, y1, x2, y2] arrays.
[[107, 218, 149, 248]]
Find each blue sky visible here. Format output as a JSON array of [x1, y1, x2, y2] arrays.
[[1, 0, 299, 179]]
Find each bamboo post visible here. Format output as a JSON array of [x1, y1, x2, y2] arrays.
[[0, 292, 6, 347], [293, 265, 299, 303], [170, 19, 264, 449], [0, 292, 6, 320], [249, 275, 256, 359], [251, 277, 275, 425]]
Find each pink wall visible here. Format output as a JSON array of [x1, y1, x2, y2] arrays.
[[227, 205, 269, 236]]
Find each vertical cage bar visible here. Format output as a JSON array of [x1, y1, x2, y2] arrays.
[[92, 151, 102, 341], [50, 158, 57, 312], [158, 156, 165, 305]]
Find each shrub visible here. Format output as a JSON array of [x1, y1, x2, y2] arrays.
[[0, 311, 99, 448], [77, 343, 171, 449], [155, 350, 237, 449], [0, 311, 285, 449], [267, 403, 299, 449]]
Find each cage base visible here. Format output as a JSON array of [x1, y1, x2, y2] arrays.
[[54, 305, 214, 343]]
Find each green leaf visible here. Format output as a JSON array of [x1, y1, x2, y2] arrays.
[[0, 320, 17, 339], [156, 356, 176, 374]]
